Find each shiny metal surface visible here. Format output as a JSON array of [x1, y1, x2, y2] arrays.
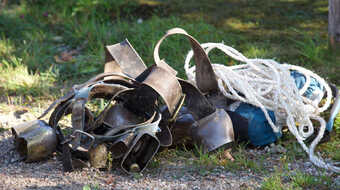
[[105, 39, 147, 78], [120, 132, 160, 173], [103, 103, 145, 135], [12, 120, 57, 162], [193, 109, 234, 152], [136, 65, 182, 115]]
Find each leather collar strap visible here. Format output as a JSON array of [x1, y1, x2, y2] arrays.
[[153, 28, 219, 94]]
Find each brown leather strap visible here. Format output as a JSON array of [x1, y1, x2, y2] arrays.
[[70, 99, 86, 151], [62, 143, 74, 172], [153, 28, 218, 94], [75, 72, 135, 90], [47, 101, 74, 171], [38, 90, 74, 119], [48, 101, 73, 145]]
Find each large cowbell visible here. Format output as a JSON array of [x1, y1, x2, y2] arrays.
[[103, 41, 183, 173], [11, 120, 57, 162], [120, 113, 162, 173], [170, 80, 235, 153], [154, 28, 235, 153]]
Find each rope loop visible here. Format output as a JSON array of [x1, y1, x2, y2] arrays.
[[184, 42, 338, 173]]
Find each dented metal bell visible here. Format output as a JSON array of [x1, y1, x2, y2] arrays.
[[121, 132, 160, 173], [192, 109, 234, 152], [120, 113, 161, 173], [109, 132, 135, 159], [11, 120, 57, 162], [89, 144, 108, 169]]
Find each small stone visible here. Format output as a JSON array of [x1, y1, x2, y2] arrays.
[[52, 36, 63, 42], [264, 146, 270, 153], [130, 163, 141, 173], [276, 144, 287, 153], [10, 158, 17, 163]]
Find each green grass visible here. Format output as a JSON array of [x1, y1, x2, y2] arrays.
[[318, 114, 340, 161], [0, 0, 339, 188], [290, 171, 333, 190], [1, 0, 338, 89], [0, 57, 56, 97], [261, 170, 333, 190], [82, 184, 100, 190], [261, 171, 287, 190]]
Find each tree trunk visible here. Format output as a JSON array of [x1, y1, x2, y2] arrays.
[[1, 0, 8, 8], [329, 0, 340, 50]]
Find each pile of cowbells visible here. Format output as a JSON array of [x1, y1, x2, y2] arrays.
[[11, 28, 340, 173]]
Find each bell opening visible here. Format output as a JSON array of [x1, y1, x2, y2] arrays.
[[16, 137, 28, 159], [110, 142, 128, 159], [122, 134, 159, 173]]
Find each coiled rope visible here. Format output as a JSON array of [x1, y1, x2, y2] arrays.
[[184, 42, 339, 173]]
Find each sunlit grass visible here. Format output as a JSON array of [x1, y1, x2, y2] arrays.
[[0, 57, 56, 97], [261, 170, 333, 190], [290, 171, 333, 190], [224, 18, 259, 31], [0, 38, 15, 56], [261, 171, 287, 190], [243, 45, 270, 58]]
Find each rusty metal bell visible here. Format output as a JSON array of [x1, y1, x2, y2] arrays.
[[192, 109, 234, 152], [103, 103, 145, 132], [109, 132, 135, 159], [120, 132, 160, 173], [89, 144, 108, 169], [120, 113, 161, 173], [105, 39, 147, 78], [170, 80, 235, 153], [11, 120, 57, 162]]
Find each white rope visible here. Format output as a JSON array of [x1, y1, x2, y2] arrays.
[[184, 42, 339, 173]]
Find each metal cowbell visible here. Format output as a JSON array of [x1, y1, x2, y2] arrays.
[[105, 39, 147, 78], [89, 144, 108, 169], [192, 109, 234, 152], [170, 80, 235, 152], [11, 120, 57, 162], [120, 132, 160, 173], [109, 132, 135, 159], [135, 65, 183, 147], [103, 103, 145, 133], [120, 113, 161, 173]]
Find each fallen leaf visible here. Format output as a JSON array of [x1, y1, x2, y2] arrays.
[[54, 55, 64, 63], [224, 149, 234, 161], [105, 175, 115, 185], [54, 49, 79, 63]]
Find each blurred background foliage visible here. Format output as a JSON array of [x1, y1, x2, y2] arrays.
[[0, 0, 338, 100]]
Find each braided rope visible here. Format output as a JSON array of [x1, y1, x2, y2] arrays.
[[184, 42, 339, 173]]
